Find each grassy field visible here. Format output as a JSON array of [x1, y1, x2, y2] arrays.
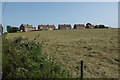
[[6, 28, 118, 78], [0, 35, 2, 75]]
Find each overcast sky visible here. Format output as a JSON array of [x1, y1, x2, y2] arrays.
[[2, 2, 118, 32]]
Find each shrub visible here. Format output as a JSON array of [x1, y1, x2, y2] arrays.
[[7, 25, 19, 33], [2, 36, 70, 79]]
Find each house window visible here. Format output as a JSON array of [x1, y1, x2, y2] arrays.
[[50, 28, 52, 30]]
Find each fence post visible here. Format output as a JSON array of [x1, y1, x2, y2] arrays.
[[81, 60, 83, 80]]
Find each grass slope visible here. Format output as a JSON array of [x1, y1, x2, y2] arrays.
[[0, 35, 2, 77], [6, 28, 118, 78]]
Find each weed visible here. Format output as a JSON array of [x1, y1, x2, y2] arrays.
[[2, 36, 71, 79]]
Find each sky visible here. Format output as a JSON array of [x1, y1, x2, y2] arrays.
[[2, 2, 118, 32]]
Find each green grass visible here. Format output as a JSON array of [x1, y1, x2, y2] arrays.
[[0, 35, 2, 75], [6, 28, 119, 78], [2, 36, 72, 79]]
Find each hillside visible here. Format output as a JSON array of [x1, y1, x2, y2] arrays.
[[0, 35, 1, 76], [6, 28, 118, 78]]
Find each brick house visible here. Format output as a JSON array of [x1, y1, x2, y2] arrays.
[[73, 24, 85, 29], [58, 24, 71, 30], [38, 24, 55, 30], [20, 24, 36, 32]]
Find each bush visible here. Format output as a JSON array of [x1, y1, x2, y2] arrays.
[[3, 32, 7, 34], [7, 25, 19, 33], [2, 36, 70, 79], [94, 25, 109, 29]]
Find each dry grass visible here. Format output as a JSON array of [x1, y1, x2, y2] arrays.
[[0, 35, 2, 73], [6, 28, 118, 78]]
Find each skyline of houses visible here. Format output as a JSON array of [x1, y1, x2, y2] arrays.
[[2, 23, 110, 33], [19, 23, 97, 32]]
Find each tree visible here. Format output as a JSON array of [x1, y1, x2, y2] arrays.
[[86, 23, 92, 28], [94, 25, 99, 28], [99, 25, 105, 28], [86, 23, 92, 26], [0, 24, 3, 34], [94, 24, 107, 29], [7, 25, 18, 33], [2, 26, 3, 33]]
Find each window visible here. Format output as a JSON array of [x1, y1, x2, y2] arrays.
[[40, 27, 43, 29], [50, 28, 52, 30]]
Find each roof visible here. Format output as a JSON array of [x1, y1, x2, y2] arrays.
[[58, 24, 71, 27], [38, 24, 55, 27], [74, 24, 85, 26], [21, 24, 35, 28]]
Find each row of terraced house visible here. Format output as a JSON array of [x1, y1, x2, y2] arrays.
[[20, 24, 94, 32]]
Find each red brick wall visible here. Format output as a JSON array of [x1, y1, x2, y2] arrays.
[[20, 25, 36, 32]]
